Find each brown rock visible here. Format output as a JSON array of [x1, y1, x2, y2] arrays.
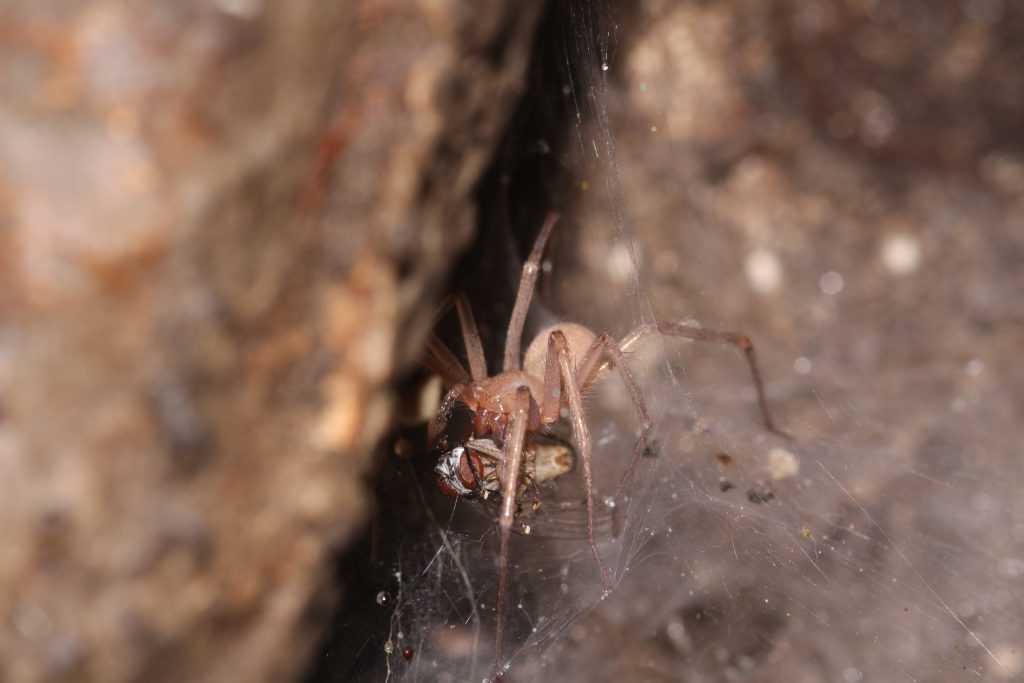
[[0, 1, 544, 681]]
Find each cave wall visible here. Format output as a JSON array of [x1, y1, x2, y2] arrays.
[[0, 1, 544, 681]]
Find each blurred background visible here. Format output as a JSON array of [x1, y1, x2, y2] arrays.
[[2, 1, 1022, 682]]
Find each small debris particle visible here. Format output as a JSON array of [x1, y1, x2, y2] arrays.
[[801, 528, 812, 539], [715, 453, 734, 469], [745, 248, 783, 294], [768, 447, 800, 480], [881, 233, 921, 275], [692, 416, 712, 434], [719, 479, 736, 492], [819, 270, 844, 295], [746, 483, 775, 504]]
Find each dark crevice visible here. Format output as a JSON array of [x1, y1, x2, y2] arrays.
[[300, 2, 585, 681], [302, 2, 651, 679]]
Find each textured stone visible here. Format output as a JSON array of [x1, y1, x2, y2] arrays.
[[0, 1, 543, 681]]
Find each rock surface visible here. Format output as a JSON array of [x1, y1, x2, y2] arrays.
[[529, 1, 1024, 680], [0, 1, 543, 681]]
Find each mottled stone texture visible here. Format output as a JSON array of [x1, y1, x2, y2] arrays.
[[526, 1, 1024, 680], [0, 1, 542, 681]]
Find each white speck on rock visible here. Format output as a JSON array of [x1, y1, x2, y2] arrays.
[[819, 270, 844, 295], [745, 248, 782, 294], [881, 233, 921, 276], [768, 448, 800, 480]]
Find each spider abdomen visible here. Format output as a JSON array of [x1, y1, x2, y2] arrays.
[[523, 322, 597, 382]]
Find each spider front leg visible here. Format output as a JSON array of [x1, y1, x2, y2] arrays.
[[427, 383, 466, 446], [424, 288, 487, 392], [433, 291, 487, 381], [503, 212, 559, 372], [495, 385, 530, 676], [541, 331, 614, 590], [423, 333, 471, 390]]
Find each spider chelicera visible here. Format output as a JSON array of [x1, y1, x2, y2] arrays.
[[422, 212, 782, 678]]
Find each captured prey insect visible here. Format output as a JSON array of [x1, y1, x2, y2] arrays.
[[433, 433, 575, 502], [422, 212, 783, 679]]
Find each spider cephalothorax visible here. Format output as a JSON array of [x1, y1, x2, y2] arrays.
[[421, 212, 783, 678]]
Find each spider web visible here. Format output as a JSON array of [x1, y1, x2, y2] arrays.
[[310, 1, 1024, 681]]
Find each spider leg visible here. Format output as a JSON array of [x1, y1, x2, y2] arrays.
[[541, 331, 614, 590], [423, 333, 471, 389], [619, 321, 787, 437], [433, 291, 487, 381], [503, 212, 560, 372], [471, 442, 543, 501], [427, 383, 466, 446], [495, 385, 531, 675], [573, 334, 655, 525]]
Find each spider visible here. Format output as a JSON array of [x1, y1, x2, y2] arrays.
[[422, 212, 782, 679]]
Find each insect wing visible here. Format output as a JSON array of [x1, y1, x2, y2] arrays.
[[516, 496, 616, 540]]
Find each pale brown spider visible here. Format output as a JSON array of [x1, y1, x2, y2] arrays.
[[422, 212, 782, 679]]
